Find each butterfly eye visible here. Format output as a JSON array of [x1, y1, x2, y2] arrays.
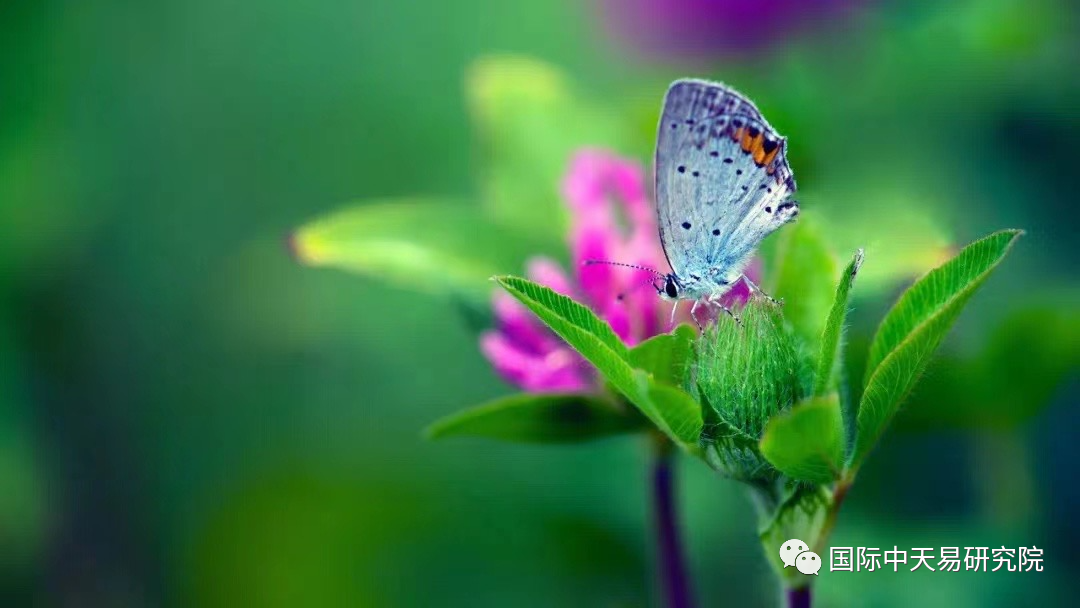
[[665, 277, 679, 299]]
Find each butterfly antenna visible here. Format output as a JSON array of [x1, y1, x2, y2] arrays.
[[583, 260, 666, 279], [613, 274, 666, 302]]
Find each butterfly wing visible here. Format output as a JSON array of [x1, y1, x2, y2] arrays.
[[655, 79, 798, 290]]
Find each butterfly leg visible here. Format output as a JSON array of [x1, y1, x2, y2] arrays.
[[669, 300, 680, 328], [706, 293, 741, 326], [687, 299, 706, 333], [741, 275, 782, 306]]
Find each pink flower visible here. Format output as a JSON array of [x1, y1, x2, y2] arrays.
[[481, 149, 758, 393]]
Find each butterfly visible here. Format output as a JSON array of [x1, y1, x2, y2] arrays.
[[599, 79, 800, 324]]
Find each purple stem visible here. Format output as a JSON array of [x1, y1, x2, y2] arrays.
[[652, 443, 696, 608], [787, 586, 811, 608]]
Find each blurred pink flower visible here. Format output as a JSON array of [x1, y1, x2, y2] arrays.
[[481, 149, 757, 392]]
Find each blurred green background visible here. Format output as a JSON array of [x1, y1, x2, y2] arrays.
[[2, 0, 1078, 606]]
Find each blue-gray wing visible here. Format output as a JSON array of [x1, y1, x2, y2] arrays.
[[655, 79, 798, 284]]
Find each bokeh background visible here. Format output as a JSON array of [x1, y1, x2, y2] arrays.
[[2, 0, 1078, 606]]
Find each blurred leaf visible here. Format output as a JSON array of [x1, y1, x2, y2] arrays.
[[188, 474, 420, 608], [763, 216, 840, 352], [628, 323, 697, 387], [760, 394, 844, 484], [291, 200, 554, 304], [897, 299, 1080, 431], [467, 56, 635, 239], [494, 276, 702, 447], [0, 122, 95, 275], [425, 393, 644, 443], [0, 330, 47, 567], [817, 196, 955, 297], [0, 425, 47, 568], [814, 249, 864, 397], [851, 229, 1022, 470], [758, 484, 832, 586]]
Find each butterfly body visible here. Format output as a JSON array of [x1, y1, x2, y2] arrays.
[[653, 79, 799, 309]]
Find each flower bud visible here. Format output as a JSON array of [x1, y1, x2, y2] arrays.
[[695, 300, 810, 481]]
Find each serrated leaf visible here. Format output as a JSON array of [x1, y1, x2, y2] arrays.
[[425, 393, 645, 443], [494, 276, 702, 447], [291, 200, 554, 303], [760, 394, 844, 484], [851, 229, 1023, 470], [763, 217, 840, 352], [629, 324, 697, 387], [814, 249, 864, 396]]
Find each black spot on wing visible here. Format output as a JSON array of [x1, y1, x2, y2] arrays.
[[712, 229, 721, 236], [681, 221, 691, 229]]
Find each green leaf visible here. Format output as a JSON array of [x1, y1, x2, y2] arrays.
[[291, 200, 554, 304], [496, 274, 630, 360], [494, 276, 702, 447], [641, 379, 706, 451], [629, 324, 697, 387], [467, 56, 634, 239], [760, 394, 844, 484], [425, 393, 645, 443], [701, 412, 777, 482], [758, 484, 833, 586], [763, 216, 840, 352], [851, 229, 1023, 470], [813, 249, 865, 396]]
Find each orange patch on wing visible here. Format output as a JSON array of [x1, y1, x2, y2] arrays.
[[751, 135, 767, 164], [740, 130, 754, 152], [761, 147, 779, 166], [732, 126, 744, 142]]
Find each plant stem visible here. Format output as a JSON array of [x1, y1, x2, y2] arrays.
[[814, 477, 851, 555], [786, 586, 811, 608], [777, 475, 852, 608], [652, 437, 696, 608]]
